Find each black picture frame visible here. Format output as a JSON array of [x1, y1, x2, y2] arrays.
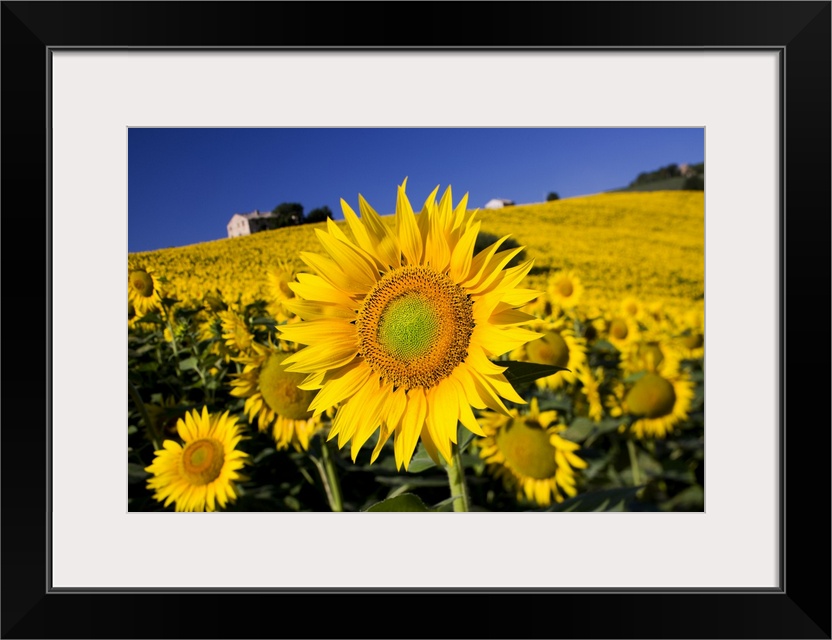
[[2, 2, 829, 638]]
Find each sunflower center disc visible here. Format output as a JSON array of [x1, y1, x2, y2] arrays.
[[626, 373, 677, 418], [130, 271, 154, 297], [181, 438, 225, 485], [259, 354, 315, 420], [358, 265, 474, 390], [558, 280, 574, 297], [495, 418, 559, 480], [527, 330, 570, 368], [377, 295, 441, 361], [610, 318, 629, 340]]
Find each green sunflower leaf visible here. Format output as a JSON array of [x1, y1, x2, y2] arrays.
[[127, 463, 150, 484], [178, 357, 198, 371], [406, 446, 438, 473], [546, 486, 643, 512], [501, 360, 570, 386], [363, 493, 432, 512], [564, 417, 625, 443]]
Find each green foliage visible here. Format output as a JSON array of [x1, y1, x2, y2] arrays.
[[683, 175, 704, 190], [305, 206, 333, 224], [502, 360, 570, 389], [364, 493, 432, 512], [547, 486, 643, 512], [546, 191, 560, 201], [128, 289, 704, 514], [270, 202, 304, 227]]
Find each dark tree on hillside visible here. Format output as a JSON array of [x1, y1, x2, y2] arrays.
[[305, 206, 333, 224], [546, 192, 560, 201], [684, 175, 705, 190], [271, 202, 304, 227]]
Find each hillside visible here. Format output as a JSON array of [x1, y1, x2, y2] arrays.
[[130, 190, 704, 310]]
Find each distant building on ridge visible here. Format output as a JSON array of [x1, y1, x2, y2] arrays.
[[227, 209, 275, 238], [484, 198, 515, 209]]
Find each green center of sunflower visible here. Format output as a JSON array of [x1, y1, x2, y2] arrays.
[[258, 354, 315, 420], [377, 294, 442, 361], [610, 318, 629, 340], [526, 330, 570, 368], [625, 373, 676, 418], [557, 280, 574, 297], [495, 418, 559, 480], [181, 438, 225, 485], [357, 265, 474, 390], [130, 270, 154, 297]]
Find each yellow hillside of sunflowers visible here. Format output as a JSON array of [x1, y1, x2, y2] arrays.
[[130, 191, 703, 312]]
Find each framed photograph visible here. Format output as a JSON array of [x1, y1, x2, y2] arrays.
[[3, 2, 829, 638]]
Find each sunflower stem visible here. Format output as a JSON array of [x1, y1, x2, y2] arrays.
[[160, 302, 180, 359], [447, 441, 470, 512], [318, 439, 344, 512], [627, 439, 642, 487], [128, 381, 160, 450]]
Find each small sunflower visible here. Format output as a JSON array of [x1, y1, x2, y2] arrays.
[[619, 329, 682, 379], [219, 309, 254, 354], [128, 262, 161, 316], [267, 260, 298, 320], [604, 312, 640, 353], [619, 295, 645, 321], [547, 269, 584, 309], [575, 365, 605, 422], [144, 395, 187, 438], [514, 318, 587, 390], [477, 397, 587, 507], [608, 367, 695, 439], [277, 180, 540, 470], [676, 307, 705, 359], [230, 341, 324, 451], [144, 407, 248, 512]]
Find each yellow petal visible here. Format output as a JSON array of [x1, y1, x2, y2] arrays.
[[419, 423, 444, 466], [449, 220, 480, 284], [290, 273, 356, 307], [315, 229, 378, 289], [308, 360, 373, 415], [350, 383, 391, 461], [398, 388, 427, 470], [282, 341, 358, 374], [396, 183, 423, 265], [278, 319, 357, 346]]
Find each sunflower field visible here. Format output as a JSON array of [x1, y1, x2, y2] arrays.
[[128, 186, 704, 513]]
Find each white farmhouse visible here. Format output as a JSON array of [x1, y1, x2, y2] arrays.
[[227, 209, 275, 238], [484, 198, 515, 209]]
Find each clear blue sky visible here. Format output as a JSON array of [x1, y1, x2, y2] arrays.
[[128, 128, 703, 253]]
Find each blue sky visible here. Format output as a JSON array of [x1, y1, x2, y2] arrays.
[[128, 128, 703, 253]]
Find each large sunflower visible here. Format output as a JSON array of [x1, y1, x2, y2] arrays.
[[278, 180, 540, 470], [230, 341, 324, 451], [476, 397, 587, 507], [127, 261, 161, 316], [144, 407, 248, 512]]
